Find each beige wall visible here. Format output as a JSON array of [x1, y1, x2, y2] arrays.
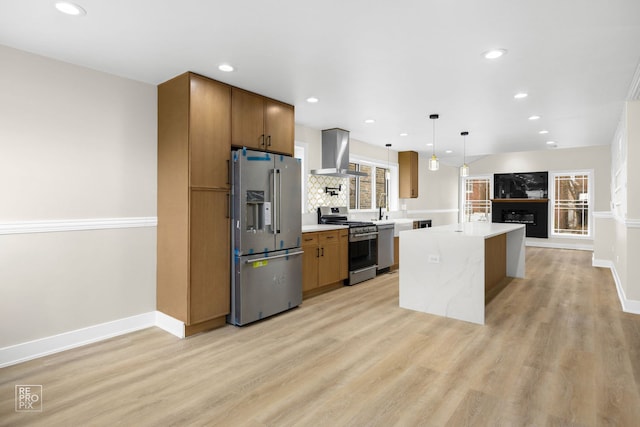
[[0, 45, 157, 348], [401, 155, 459, 226], [624, 102, 640, 300], [593, 100, 639, 306], [0, 45, 156, 220], [615, 101, 640, 302], [468, 145, 611, 248], [627, 101, 640, 218]]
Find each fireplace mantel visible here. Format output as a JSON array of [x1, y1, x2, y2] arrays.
[[491, 198, 549, 203]]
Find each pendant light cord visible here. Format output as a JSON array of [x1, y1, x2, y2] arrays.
[[432, 120, 436, 156], [461, 131, 469, 164]]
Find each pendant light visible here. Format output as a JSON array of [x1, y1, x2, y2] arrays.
[[385, 143, 391, 180], [428, 114, 439, 171], [460, 131, 469, 177]]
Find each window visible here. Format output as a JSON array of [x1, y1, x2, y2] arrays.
[[551, 171, 591, 237], [462, 176, 491, 222], [348, 158, 397, 211]]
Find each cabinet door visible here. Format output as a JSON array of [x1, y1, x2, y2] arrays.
[[189, 189, 230, 324], [339, 229, 349, 280], [265, 99, 295, 156], [399, 151, 418, 198], [318, 231, 341, 286], [189, 75, 231, 189], [302, 234, 319, 292], [231, 88, 265, 150]]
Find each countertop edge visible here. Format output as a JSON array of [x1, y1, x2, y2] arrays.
[[302, 224, 349, 232]]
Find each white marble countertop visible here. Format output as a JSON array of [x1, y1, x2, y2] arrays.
[[401, 222, 524, 239], [399, 221, 526, 325], [302, 224, 348, 233]]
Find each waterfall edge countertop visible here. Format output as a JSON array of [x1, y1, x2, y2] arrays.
[[399, 222, 526, 325]]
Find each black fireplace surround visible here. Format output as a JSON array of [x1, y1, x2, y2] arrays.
[[491, 171, 549, 238], [492, 201, 548, 238]]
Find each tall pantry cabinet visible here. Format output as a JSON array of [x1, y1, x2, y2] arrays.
[[157, 72, 231, 336]]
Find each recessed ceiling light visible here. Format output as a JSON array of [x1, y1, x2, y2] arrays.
[[399, 133, 408, 137], [445, 150, 453, 154], [483, 49, 507, 59], [528, 115, 541, 120], [55, 1, 86, 16], [539, 130, 549, 134], [364, 119, 375, 124], [514, 92, 528, 99], [218, 64, 234, 72], [426, 143, 433, 147], [546, 141, 556, 145], [306, 97, 319, 103]]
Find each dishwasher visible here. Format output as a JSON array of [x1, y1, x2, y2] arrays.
[[376, 223, 395, 272]]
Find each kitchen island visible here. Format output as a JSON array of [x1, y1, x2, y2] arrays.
[[399, 222, 525, 324]]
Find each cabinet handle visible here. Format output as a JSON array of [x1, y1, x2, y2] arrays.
[[321, 247, 324, 257], [316, 248, 320, 258], [267, 135, 272, 146], [260, 134, 265, 147], [226, 193, 230, 219], [326, 235, 335, 239]]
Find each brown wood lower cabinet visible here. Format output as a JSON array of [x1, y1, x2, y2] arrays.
[[302, 229, 348, 298], [189, 190, 230, 324], [391, 236, 399, 271], [338, 229, 349, 279]]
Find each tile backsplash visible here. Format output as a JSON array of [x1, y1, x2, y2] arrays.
[[306, 175, 349, 213]]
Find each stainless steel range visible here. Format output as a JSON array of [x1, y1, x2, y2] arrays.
[[318, 207, 378, 285]]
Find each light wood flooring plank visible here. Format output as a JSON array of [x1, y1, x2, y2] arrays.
[[1, 248, 640, 426]]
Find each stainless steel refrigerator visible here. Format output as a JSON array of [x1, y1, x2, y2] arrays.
[[229, 148, 303, 326]]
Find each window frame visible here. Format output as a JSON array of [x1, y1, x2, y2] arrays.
[[349, 154, 399, 212], [460, 175, 492, 223], [549, 169, 593, 239]]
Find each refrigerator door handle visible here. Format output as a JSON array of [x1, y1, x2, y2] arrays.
[[277, 168, 282, 233], [272, 168, 277, 234], [272, 168, 281, 234], [245, 251, 304, 263]]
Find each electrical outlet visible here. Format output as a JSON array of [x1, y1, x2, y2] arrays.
[[428, 255, 440, 263]]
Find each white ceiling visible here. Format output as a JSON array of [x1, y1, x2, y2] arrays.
[[2, 0, 640, 165]]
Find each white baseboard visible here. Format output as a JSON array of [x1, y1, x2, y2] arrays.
[[526, 240, 593, 251], [0, 312, 159, 368], [155, 311, 185, 339], [592, 257, 640, 315]]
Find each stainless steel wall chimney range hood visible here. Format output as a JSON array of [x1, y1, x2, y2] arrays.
[[311, 128, 368, 178]]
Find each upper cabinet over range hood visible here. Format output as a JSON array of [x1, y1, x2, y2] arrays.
[[311, 128, 368, 178]]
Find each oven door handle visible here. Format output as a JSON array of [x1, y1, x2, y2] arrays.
[[350, 232, 379, 241]]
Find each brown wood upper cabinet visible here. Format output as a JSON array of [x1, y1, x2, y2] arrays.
[[189, 75, 231, 189], [231, 87, 294, 156], [157, 72, 231, 335], [399, 150, 419, 198]]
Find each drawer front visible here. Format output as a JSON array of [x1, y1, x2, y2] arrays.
[[302, 233, 319, 246], [319, 230, 340, 244]]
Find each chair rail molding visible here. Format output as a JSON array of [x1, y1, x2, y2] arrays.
[[0, 217, 157, 235]]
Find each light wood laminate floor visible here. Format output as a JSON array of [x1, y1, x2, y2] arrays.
[[2, 248, 640, 426]]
